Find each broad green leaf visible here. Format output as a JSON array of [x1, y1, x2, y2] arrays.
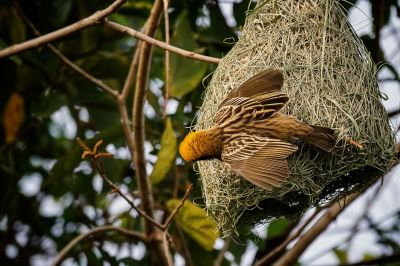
[[150, 118, 177, 184], [170, 12, 208, 97], [333, 248, 348, 264], [167, 199, 220, 251]]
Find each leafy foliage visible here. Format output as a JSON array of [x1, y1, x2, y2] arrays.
[[150, 118, 176, 184]]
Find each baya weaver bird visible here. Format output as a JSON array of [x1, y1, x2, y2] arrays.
[[179, 69, 336, 191]]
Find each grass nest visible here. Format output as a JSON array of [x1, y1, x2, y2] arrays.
[[195, 0, 396, 236]]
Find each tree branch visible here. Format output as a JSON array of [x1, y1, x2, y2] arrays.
[[0, 0, 127, 59], [103, 20, 221, 64], [130, 2, 172, 265], [93, 158, 164, 230], [119, 47, 140, 100], [117, 99, 137, 159], [162, 184, 193, 230], [78, 138, 193, 234], [14, 3, 118, 98], [132, 0, 161, 235], [52, 225, 146, 266], [255, 207, 323, 266], [271, 192, 360, 266], [162, 0, 171, 117], [214, 238, 232, 266]]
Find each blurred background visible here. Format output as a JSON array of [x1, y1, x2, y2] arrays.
[[1, 0, 399, 265]]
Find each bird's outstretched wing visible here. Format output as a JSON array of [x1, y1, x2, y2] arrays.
[[216, 69, 289, 125], [221, 134, 298, 190]]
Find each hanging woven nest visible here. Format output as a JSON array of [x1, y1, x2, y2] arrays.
[[195, 0, 396, 236]]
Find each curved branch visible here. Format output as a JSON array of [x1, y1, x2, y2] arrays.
[[214, 238, 232, 266], [129, 1, 172, 265], [103, 20, 221, 64], [120, 47, 140, 100], [132, 0, 161, 236], [52, 225, 146, 266], [0, 0, 127, 59], [255, 207, 323, 266]]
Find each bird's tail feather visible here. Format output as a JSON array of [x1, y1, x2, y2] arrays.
[[303, 125, 336, 152]]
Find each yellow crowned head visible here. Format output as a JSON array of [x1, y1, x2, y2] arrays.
[[179, 131, 198, 162], [179, 129, 222, 162]]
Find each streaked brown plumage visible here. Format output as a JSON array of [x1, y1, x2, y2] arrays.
[[179, 69, 336, 191]]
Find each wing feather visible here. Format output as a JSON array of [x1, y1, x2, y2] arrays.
[[222, 134, 297, 191], [219, 69, 284, 107], [216, 69, 289, 125]]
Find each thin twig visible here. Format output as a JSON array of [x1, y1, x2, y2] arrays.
[[103, 20, 221, 64], [162, 0, 171, 117], [162, 184, 193, 230], [93, 159, 164, 230], [162, 232, 174, 266], [119, 47, 140, 100], [13, 3, 118, 98], [117, 99, 137, 158], [52, 225, 146, 266], [272, 192, 361, 266], [120, 2, 169, 264], [78, 139, 193, 232], [214, 238, 232, 266], [255, 207, 323, 266], [134, 183, 191, 266], [0, 0, 127, 58], [301, 182, 387, 265], [175, 224, 194, 266]]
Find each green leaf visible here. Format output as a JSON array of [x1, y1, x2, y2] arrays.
[[32, 92, 68, 118], [267, 218, 289, 239], [167, 199, 220, 251], [150, 118, 177, 184], [170, 12, 208, 97], [333, 248, 348, 264]]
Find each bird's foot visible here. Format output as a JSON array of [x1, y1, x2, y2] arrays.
[[345, 136, 363, 149]]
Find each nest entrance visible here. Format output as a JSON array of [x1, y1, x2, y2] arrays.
[[195, 0, 396, 236]]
